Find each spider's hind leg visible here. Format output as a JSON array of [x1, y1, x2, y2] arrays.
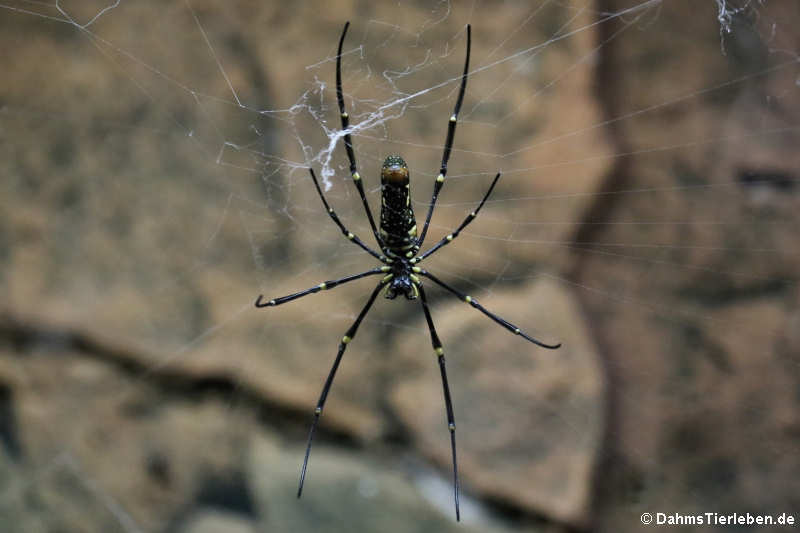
[[335, 22, 382, 247], [417, 24, 471, 247], [308, 168, 387, 263], [415, 172, 501, 263], [417, 284, 461, 521]]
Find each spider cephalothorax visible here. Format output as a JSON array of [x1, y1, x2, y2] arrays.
[[383, 258, 420, 300], [254, 22, 560, 521]]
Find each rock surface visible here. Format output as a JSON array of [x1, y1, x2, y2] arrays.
[[1, 0, 798, 531], [390, 278, 604, 527]]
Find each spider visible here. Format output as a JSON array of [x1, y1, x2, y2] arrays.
[[255, 22, 560, 521]]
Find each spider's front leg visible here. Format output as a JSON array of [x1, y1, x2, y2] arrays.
[[297, 279, 386, 498], [255, 267, 387, 308], [419, 269, 561, 350], [417, 283, 461, 521]]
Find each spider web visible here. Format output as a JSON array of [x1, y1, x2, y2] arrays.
[[1, 0, 798, 531]]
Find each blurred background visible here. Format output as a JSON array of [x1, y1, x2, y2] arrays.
[[1, 0, 799, 531]]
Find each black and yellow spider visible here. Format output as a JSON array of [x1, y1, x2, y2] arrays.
[[255, 22, 560, 521]]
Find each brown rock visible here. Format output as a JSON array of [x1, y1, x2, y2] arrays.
[[390, 278, 604, 526]]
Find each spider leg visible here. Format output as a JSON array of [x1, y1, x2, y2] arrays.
[[308, 168, 387, 263], [418, 284, 461, 521], [255, 267, 385, 308], [415, 172, 501, 263], [297, 279, 385, 498], [419, 269, 561, 350], [417, 25, 471, 247], [336, 22, 382, 247]]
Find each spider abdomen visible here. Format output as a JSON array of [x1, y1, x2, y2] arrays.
[[379, 155, 418, 257]]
